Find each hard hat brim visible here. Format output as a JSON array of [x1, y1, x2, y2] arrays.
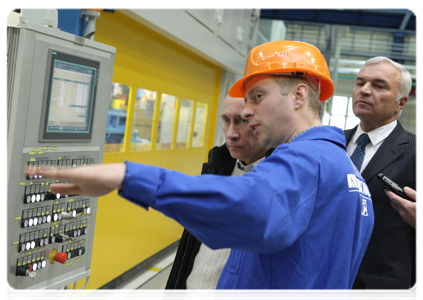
[[229, 71, 334, 102]]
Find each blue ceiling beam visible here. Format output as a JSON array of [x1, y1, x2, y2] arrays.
[[363, 9, 413, 14], [260, 9, 416, 32]]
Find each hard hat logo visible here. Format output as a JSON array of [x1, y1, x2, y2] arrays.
[[229, 40, 334, 101]]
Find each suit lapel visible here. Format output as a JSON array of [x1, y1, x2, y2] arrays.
[[344, 127, 357, 145], [361, 123, 408, 181]]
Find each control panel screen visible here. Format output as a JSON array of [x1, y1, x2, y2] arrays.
[[41, 50, 100, 141]]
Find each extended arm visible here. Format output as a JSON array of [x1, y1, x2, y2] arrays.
[[25, 163, 126, 197], [25, 156, 316, 253]]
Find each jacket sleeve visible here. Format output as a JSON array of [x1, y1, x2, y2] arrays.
[[118, 147, 319, 253]]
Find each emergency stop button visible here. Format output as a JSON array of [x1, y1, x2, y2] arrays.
[[49, 248, 67, 264], [54, 253, 67, 264]]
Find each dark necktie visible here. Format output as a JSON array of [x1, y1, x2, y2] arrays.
[[350, 133, 371, 171]]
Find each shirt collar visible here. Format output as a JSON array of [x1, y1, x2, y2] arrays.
[[236, 156, 266, 172], [353, 120, 397, 147]]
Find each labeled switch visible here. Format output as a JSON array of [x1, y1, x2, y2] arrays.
[[16, 266, 36, 278], [51, 233, 72, 244], [61, 211, 76, 220]]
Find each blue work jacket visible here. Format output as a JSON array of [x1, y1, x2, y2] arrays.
[[119, 126, 374, 289]]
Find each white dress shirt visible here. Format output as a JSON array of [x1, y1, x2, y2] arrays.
[[346, 120, 397, 173]]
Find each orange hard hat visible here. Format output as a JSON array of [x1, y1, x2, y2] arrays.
[[229, 40, 334, 101]]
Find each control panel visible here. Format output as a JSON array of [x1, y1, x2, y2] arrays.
[[7, 22, 115, 289]]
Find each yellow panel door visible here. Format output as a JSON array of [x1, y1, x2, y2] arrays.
[[77, 10, 222, 289]]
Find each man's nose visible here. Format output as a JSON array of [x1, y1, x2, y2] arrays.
[[227, 125, 240, 140], [241, 104, 254, 120], [359, 82, 372, 95]]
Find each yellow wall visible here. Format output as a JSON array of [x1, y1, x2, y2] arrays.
[[79, 10, 221, 289]]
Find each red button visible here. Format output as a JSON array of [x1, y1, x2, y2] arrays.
[[54, 253, 67, 264]]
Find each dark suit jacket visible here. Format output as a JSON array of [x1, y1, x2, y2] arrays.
[[344, 121, 416, 289]]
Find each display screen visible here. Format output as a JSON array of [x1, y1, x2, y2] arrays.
[[41, 50, 100, 141]]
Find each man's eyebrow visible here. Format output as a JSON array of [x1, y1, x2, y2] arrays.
[[220, 113, 228, 119], [356, 76, 389, 85], [372, 78, 389, 85]]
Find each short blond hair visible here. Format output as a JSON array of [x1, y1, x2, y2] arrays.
[[273, 76, 322, 118]]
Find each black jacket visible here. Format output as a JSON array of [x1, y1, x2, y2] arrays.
[[165, 144, 273, 289], [345, 122, 416, 289], [165, 143, 236, 289]]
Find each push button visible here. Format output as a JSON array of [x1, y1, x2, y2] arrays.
[[54, 252, 67, 264], [24, 195, 31, 204]]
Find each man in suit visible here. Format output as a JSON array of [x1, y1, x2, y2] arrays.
[[344, 56, 416, 289]]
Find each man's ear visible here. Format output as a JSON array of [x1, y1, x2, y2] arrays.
[[293, 84, 308, 110], [396, 95, 408, 114]]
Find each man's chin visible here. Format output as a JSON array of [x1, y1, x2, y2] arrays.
[[228, 148, 244, 158], [353, 108, 373, 118]]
